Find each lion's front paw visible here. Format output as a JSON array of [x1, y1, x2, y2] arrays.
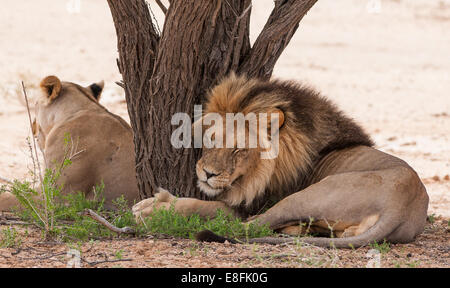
[[132, 187, 176, 222]]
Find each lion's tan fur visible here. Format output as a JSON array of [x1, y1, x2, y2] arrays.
[[201, 73, 315, 208], [0, 76, 140, 211], [133, 74, 429, 248]]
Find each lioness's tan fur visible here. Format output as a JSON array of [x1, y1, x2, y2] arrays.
[[0, 76, 139, 211], [133, 74, 429, 248]]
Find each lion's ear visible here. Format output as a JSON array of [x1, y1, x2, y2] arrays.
[[40, 76, 62, 102], [88, 81, 104, 101]]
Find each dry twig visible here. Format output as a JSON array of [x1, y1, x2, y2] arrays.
[[84, 258, 133, 267], [21, 81, 43, 184], [0, 220, 31, 226], [81, 209, 135, 235]]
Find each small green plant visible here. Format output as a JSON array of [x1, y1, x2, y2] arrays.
[[11, 133, 77, 237], [370, 239, 391, 254], [115, 249, 124, 260], [406, 260, 419, 268], [427, 214, 436, 224], [0, 227, 22, 248], [109, 195, 135, 229], [186, 243, 199, 257], [14, 183, 109, 242]]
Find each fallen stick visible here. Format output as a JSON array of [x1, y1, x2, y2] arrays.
[[81, 209, 135, 235], [84, 258, 133, 267], [0, 220, 32, 226]]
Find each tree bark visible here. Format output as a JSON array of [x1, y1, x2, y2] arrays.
[[107, 0, 317, 199], [238, 0, 318, 79], [107, 0, 159, 199]]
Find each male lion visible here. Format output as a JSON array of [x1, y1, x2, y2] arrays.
[[133, 73, 429, 248], [0, 76, 139, 211]]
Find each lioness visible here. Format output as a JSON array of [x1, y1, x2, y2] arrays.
[[133, 73, 429, 248], [0, 76, 139, 211]]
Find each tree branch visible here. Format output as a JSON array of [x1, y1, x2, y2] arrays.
[[238, 0, 318, 79], [82, 209, 135, 234], [219, 1, 252, 79], [155, 0, 168, 14]]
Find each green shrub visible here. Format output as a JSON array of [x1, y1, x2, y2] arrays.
[[0, 227, 22, 248], [142, 205, 273, 240]]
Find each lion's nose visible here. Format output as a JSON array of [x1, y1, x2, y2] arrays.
[[204, 169, 218, 179]]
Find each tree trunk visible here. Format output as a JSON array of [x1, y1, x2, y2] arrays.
[[107, 0, 318, 199]]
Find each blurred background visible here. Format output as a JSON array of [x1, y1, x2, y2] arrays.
[[0, 0, 448, 216]]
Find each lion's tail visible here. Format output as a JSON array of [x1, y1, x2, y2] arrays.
[[196, 214, 400, 248]]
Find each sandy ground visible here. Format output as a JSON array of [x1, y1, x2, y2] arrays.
[[0, 0, 448, 267], [0, 215, 448, 268]]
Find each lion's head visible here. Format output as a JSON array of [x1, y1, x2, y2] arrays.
[[33, 75, 104, 149], [195, 74, 316, 208]]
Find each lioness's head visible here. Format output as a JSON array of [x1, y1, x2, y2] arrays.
[[195, 74, 312, 207], [33, 75, 104, 148]]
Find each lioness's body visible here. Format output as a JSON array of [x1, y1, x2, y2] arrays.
[[133, 74, 429, 248], [0, 76, 139, 211]]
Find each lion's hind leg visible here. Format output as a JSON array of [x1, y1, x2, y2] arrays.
[[277, 218, 374, 238], [278, 223, 334, 237], [249, 163, 427, 247], [340, 214, 380, 238]]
